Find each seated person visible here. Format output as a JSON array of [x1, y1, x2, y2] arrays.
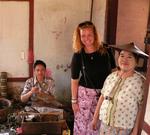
[[21, 60, 60, 107]]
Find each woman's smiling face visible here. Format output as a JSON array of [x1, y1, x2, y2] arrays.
[[118, 50, 137, 72], [80, 27, 94, 49]]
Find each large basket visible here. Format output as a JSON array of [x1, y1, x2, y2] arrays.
[[0, 98, 11, 123]]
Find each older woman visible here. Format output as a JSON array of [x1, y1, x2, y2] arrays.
[[92, 42, 149, 135]]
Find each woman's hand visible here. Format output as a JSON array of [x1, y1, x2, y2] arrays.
[[72, 103, 80, 114], [31, 87, 40, 94], [21, 87, 39, 103], [91, 117, 98, 130]]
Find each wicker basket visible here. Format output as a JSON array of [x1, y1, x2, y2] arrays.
[[0, 98, 11, 123]]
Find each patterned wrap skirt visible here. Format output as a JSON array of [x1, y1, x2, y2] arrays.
[[73, 86, 100, 135], [100, 122, 132, 135]]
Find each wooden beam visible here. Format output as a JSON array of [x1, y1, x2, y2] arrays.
[[28, 0, 34, 78], [7, 77, 29, 82], [90, 0, 94, 21], [139, 45, 150, 134], [139, 0, 150, 134], [1, 0, 30, 2], [104, 0, 118, 44]]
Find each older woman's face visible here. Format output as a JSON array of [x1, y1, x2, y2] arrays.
[[118, 51, 137, 72]]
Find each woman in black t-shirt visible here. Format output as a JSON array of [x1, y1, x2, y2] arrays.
[[71, 21, 116, 135]]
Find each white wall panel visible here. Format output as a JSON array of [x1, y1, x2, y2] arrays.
[[34, 0, 92, 100], [0, 1, 29, 77]]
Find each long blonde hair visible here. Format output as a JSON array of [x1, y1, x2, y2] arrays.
[[72, 21, 106, 54]]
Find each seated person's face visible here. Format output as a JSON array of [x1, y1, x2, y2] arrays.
[[34, 64, 46, 80], [118, 51, 137, 72]]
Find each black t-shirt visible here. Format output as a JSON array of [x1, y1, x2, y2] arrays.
[[71, 49, 116, 89]]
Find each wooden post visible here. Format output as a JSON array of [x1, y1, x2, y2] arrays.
[[139, 1, 150, 133]]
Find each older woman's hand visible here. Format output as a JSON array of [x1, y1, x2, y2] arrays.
[[91, 117, 98, 130], [130, 127, 138, 135]]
